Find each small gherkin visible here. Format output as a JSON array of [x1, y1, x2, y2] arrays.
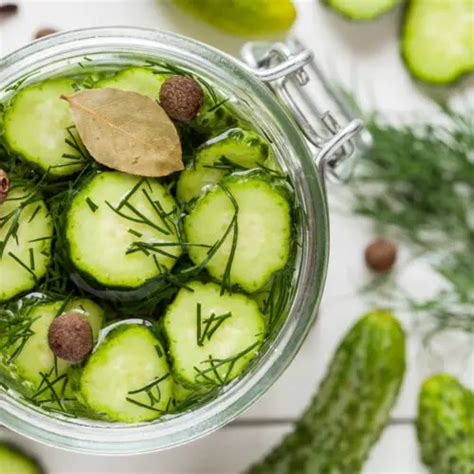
[[248, 310, 406, 474], [171, 0, 296, 37], [417, 374, 474, 474]]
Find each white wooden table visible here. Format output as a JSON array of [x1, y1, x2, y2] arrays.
[[1, 1, 473, 472]]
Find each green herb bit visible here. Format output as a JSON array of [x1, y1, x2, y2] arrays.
[[219, 182, 239, 295], [195, 303, 232, 347], [203, 156, 247, 172], [29, 248, 35, 270], [85, 197, 98, 213], [0, 306, 40, 363], [8, 251, 38, 280], [105, 200, 169, 235], [193, 341, 260, 387], [141, 187, 173, 234], [125, 373, 171, 413], [128, 228, 143, 238]]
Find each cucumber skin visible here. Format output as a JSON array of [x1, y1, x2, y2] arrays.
[[248, 311, 406, 474], [0, 442, 44, 474], [322, 0, 401, 21], [417, 374, 474, 474], [401, 0, 474, 85]]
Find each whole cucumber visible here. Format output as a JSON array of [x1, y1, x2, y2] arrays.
[[248, 310, 406, 474], [417, 374, 474, 474], [0, 442, 44, 474], [171, 0, 297, 37]]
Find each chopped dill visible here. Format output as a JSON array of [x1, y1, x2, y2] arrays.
[[195, 302, 232, 347], [85, 197, 98, 213], [219, 182, 239, 295], [350, 104, 473, 335], [193, 341, 260, 387]]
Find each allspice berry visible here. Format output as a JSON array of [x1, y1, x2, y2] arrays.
[[0, 3, 18, 17], [0, 169, 10, 204], [34, 27, 58, 39], [160, 75, 204, 122], [48, 313, 93, 362], [365, 238, 398, 273]]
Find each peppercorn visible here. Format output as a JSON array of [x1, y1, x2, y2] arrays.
[[160, 75, 204, 122], [48, 313, 93, 362], [365, 238, 397, 273], [0, 169, 10, 204], [0, 3, 18, 16], [34, 27, 58, 39]]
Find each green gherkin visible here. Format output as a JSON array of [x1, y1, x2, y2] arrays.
[[248, 310, 406, 474], [417, 374, 474, 474], [171, 0, 297, 37]]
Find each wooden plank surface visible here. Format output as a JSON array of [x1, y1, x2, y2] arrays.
[[1, 423, 427, 473]]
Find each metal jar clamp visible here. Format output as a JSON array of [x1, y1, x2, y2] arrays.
[[241, 38, 372, 184]]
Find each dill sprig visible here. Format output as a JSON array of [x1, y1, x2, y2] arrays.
[[195, 303, 232, 347], [350, 104, 474, 334], [193, 341, 261, 387], [125, 372, 171, 414], [0, 303, 40, 363], [219, 182, 239, 295]]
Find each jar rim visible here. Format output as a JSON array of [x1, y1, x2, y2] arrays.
[[0, 27, 329, 454]]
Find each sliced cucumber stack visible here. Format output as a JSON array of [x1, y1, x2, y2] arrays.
[[185, 172, 292, 293], [65, 172, 181, 289], [164, 281, 265, 386], [177, 128, 270, 203], [81, 325, 173, 422], [12, 298, 104, 387], [323, 0, 400, 21], [0, 185, 53, 303], [0, 442, 43, 474], [402, 0, 474, 84], [97, 67, 167, 100], [4, 79, 85, 177]]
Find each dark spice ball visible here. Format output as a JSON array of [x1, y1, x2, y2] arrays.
[[0, 169, 10, 204], [160, 75, 204, 122], [34, 27, 58, 39], [0, 3, 18, 16], [365, 238, 398, 273], [48, 313, 93, 362]]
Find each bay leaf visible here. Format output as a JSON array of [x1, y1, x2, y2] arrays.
[[62, 88, 183, 177]]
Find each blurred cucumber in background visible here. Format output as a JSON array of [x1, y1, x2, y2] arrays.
[[170, 0, 297, 36]]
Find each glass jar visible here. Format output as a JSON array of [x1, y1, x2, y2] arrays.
[[0, 27, 365, 454]]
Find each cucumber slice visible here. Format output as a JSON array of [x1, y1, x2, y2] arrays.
[[402, 0, 474, 84], [64, 298, 105, 340], [0, 442, 43, 474], [192, 99, 241, 137], [96, 67, 166, 100], [0, 185, 53, 303], [164, 281, 265, 386], [80, 325, 173, 422], [65, 172, 181, 289], [12, 299, 104, 387], [185, 172, 292, 293], [177, 128, 270, 202], [323, 0, 400, 20], [3, 79, 85, 177]]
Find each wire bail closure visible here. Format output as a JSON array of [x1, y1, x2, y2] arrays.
[[241, 39, 372, 184]]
